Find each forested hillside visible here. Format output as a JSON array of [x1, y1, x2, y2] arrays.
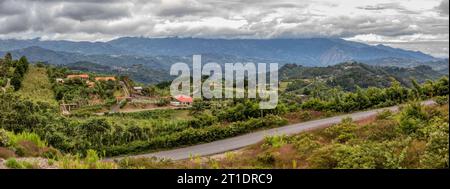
[[280, 62, 447, 91]]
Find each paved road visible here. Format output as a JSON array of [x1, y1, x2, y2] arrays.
[[116, 100, 435, 160]]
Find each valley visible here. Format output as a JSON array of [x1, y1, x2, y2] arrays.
[[0, 51, 448, 169]]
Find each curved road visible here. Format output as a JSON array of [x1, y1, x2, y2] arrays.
[[116, 100, 435, 160]]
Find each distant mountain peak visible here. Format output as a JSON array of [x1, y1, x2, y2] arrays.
[[0, 37, 438, 67]]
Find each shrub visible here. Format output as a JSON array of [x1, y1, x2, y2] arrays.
[[435, 96, 449, 105], [323, 117, 357, 141], [155, 98, 170, 107], [292, 134, 321, 157], [397, 103, 430, 137], [188, 113, 218, 128], [365, 120, 398, 141], [262, 135, 287, 148], [57, 150, 117, 169], [85, 149, 100, 164], [0, 147, 16, 159], [119, 99, 127, 109], [41, 147, 61, 160], [5, 158, 24, 169], [5, 158, 37, 169], [118, 157, 175, 169], [299, 111, 312, 121], [15, 140, 41, 157], [308, 145, 339, 168], [376, 109, 393, 120], [0, 129, 9, 147], [257, 152, 276, 165], [420, 121, 449, 168], [336, 133, 356, 143], [8, 132, 47, 148]]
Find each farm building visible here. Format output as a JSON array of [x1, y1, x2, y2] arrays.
[[95, 76, 116, 81], [133, 86, 143, 93], [67, 74, 89, 80], [171, 95, 193, 106]]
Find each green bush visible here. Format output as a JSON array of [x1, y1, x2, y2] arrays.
[[435, 96, 449, 105], [292, 134, 321, 157], [398, 103, 427, 135], [155, 98, 170, 106], [263, 135, 287, 148], [0, 129, 10, 147], [323, 117, 357, 141], [8, 132, 47, 148], [376, 109, 393, 120], [41, 147, 61, 160], [188, 113, 218, 128], [5, 158, 37, 169], [15, 140, 41, 157], [257, 152, 276, 165]]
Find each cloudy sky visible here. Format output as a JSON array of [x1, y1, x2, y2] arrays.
[[0, 0, 448, 57]]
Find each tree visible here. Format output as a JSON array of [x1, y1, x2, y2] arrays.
[[10, 71, 22, 91], [4, 53, 12, 65], [142, 86, 157, 97], [190, 99, 209, 115], [411, 79, 423, 99]]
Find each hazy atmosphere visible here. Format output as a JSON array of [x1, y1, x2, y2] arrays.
[[0, 0, 448, 57]]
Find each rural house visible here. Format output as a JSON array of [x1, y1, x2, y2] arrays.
[[171, 95, 193, 106], [67, 74, 89, 80], [95, 76, 116, 81], [133, 86, 143, 93]]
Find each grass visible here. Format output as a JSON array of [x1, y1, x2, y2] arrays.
[[279, 81, 291, 92], [18, 66, 58, 106], [5, 158, 38, 169], [57, 150, 117, 169], [169, 109, 191, 120]]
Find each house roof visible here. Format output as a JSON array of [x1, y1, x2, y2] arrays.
[[95, 76, 116, 81], [174, 95, 193, 103], [67, 74, 89, 79]]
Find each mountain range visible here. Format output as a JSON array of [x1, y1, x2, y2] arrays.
[[0, 37, 447, 83]]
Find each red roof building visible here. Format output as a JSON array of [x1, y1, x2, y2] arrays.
[[67, 74, 89, 80], [95, 76, 116, 81], [174, 95, 193, 104]]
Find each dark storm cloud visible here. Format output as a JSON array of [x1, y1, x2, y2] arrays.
[[436, 0, 449, 15], [0, 15, 30, 33], [0, 0, 27, 16], [55, 3, 131, 21], [155, 0, 212, 17]]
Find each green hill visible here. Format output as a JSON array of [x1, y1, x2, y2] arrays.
[[280, 62, 447, 91]]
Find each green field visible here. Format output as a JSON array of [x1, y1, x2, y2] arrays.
[[18, 66, 58, 106]]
